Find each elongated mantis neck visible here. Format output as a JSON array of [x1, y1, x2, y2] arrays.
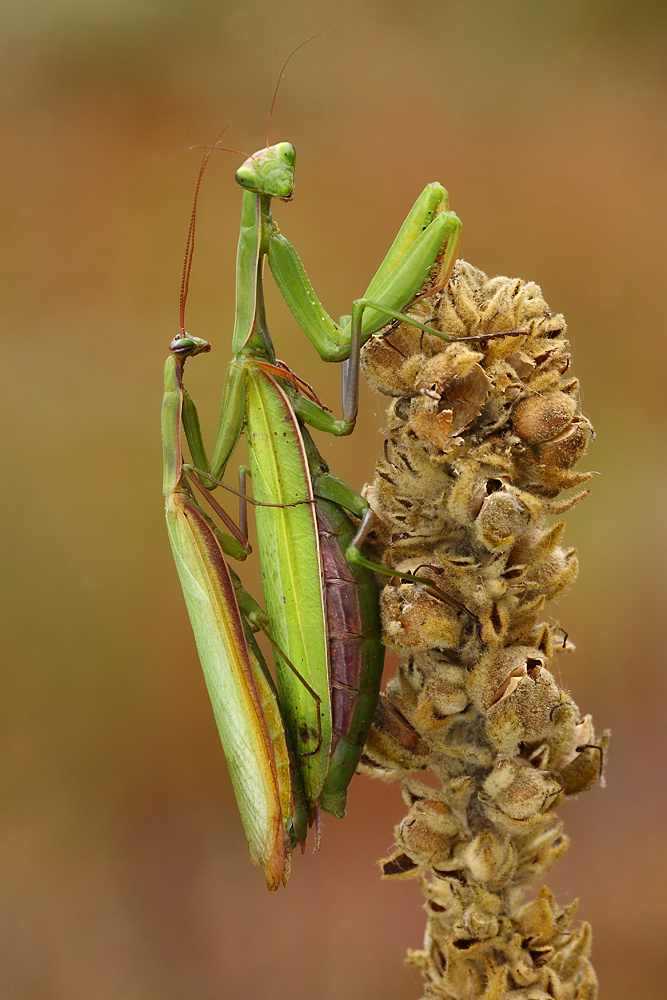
[[162, 354, 184, 497], [232, 191, 276, 363]]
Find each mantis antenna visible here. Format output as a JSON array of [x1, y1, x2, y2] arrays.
[[265, 34, 322, 147], [180, 37, 322, 334], [179, 128, 255, 335]]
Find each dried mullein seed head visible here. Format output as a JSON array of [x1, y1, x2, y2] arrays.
[[359, 258, 603, 998], [554, 713, 594, 771], [413, 650, 469, 690], [476, 390, 521, 437], [434, 723, 495, 769], [450, 468, 543, 540], [379, 850, 424, 880], [381, 582, 464, 651], [359, 331, 418, 396], [522, 700, 580, 771], [365, 437, 454, 538], [440, 264, 552, 341], [501, 612, 549, 653], [506, 350, 536, 379], [416, 341, 485, 387], [527, 621, 571, 659], [486, 670, 564, 757], [480, 332, 532, 369], [504, 989, 552, 1000], [476, 593, 512, 647], [384, 657, 425, 714], [438, 876, 499, 910], [524, 476, 592, 504], [421, 875, 466, 917], [516, 822, 569, 885], [527, 356, 573, 398], [481, 702, 525, 759], [447, 462, 492, 526], [357, 306, 468, 398], [414, 350, 492, 437], [406, 400, 459, 453], [428, 875, 502, 931], [540, 488, 591, 518], [384, 653, 479, 751], [517, 885, 574, 945], [413, 773, 475, 808]]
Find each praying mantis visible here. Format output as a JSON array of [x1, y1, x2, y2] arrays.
[[162, 122, 466, 888]]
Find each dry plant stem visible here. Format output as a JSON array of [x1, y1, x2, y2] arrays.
[[359, 261, 608, 1000]]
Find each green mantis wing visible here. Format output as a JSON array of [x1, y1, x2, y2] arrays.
[[164, 348, 297, 889], [244, 364, 332, 809], [166, 489, 290, 890]]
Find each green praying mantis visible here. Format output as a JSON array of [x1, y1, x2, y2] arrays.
[[162, 122, 466, 888]]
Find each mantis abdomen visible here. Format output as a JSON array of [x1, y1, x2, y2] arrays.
[[315, 498, 383, 818]]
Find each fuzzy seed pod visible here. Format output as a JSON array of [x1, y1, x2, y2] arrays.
[[512, 391, 577, 444], [473, 488, 531, 551]]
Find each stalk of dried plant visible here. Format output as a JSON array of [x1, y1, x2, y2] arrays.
[[358, 260, 608, 1000]]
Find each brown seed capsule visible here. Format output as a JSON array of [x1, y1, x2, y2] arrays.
[[359, 330, 420, 396], [474, 489, 531, 551], [532, 415, 593, 470], [531, 546, 579, 601], [412, 663, 469, 733], [457, 829, 517, 886], [477, 645, 547, 710], [358, 693, 431, 777], [399, 798, 463, 865], [558, 729, 610, 796], [462, 902, 500, 941], [481, 759, 563, 823], [415, 352, 491, 436], [381, 583, 466, 652], [507, 351, 536, 379], [508, 523, 565, 571], [512, 391, 577, 444]]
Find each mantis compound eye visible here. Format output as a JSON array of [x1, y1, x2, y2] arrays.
[[275, 141, 296, 166], [235, 160, 257, 188]]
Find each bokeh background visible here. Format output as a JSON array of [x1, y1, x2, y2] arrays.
[[2, 2, 665, 997]]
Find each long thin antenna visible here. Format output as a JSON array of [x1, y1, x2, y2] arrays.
[[179, 132, 258, 334], [179, 128, 228, 334], [265, 34, 322, 147]]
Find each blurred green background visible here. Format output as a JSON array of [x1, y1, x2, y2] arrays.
[[1, 1, 665, 997]]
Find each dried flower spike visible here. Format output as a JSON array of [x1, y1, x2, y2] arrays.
[[360, 260, 608, 1000]]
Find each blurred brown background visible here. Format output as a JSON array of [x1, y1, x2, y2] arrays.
[[1, 1, 665, 997]]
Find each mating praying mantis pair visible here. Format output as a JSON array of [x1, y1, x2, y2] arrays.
[[162, 117, 468, 888]]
